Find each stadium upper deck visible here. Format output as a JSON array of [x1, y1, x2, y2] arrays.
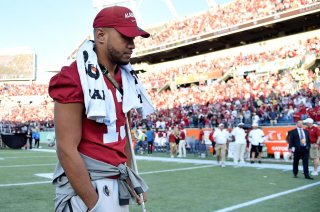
[[132, 0, 320, 64]]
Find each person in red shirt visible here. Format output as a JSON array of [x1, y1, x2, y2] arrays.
[[49, 6, 152, 212], [306, 108, 316, 121], [199, 127, 204, 143], [168, 128, 177, 158], [303, 118, 320, 176], [293, 110, 302, 123], [315, 105, 320, 122], [183, 115, 190, 127], [209, 127, 215, 156], [196, 127, 205, 154]]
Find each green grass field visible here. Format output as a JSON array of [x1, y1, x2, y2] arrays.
[[0, 147, 319, 212]]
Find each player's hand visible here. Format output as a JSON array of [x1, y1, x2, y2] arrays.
[[135, 191, 147, 205], [126, 178, 147, 205]]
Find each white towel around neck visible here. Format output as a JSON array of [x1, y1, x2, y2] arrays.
[[76, 40, 154, 125]]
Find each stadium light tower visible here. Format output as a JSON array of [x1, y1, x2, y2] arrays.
[[162, 0, 179, 19], [206, 0, 218, 7]]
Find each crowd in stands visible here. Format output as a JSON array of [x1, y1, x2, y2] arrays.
[[0, 83, 48, 96], [139, 36, 320, 90], [135, 0, 319, 50], [1, 70, 319, 132], [130, 67, 320, 130], [1, 0, 320, 131], [0, 83, 54, 132], [1, 54, 320, 132]]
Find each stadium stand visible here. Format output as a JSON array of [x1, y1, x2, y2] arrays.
[[1, 0, 320, 134], [134, 0, 320, 51], [138, 30, 320, 90]]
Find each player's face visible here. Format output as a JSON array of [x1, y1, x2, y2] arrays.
[[106, 29, 135, 65]]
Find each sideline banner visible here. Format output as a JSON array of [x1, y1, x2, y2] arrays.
[[186, 128, 212, 144], [261, 126, 295, 155]]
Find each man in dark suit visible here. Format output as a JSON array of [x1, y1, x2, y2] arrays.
[[288, 120, 313, 180]]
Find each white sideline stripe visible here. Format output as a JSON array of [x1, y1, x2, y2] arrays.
[[35, 173, 53, 179], [0, 165, 213, 187], [30, 149, 56, 153], [0, 155, 303, 171], [32, 165, 214, 180], [0, 149, 309, 171], [3, 156, 56, 159], [136, 156, 314, 171], [0, 181, 51, 187], [214, 181, 320, 212], [0, 163, 56, 168], [0, 158, 4, 160], [140, 165, 215, 175], [0, 152, 26, 154]]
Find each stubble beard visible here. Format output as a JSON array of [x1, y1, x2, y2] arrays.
[[107, 43, 130, 65]]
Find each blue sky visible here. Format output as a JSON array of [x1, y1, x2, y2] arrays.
[[0, 0, 231, 70]]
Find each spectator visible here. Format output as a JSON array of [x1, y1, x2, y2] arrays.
[[209, 127, 215, 156], [303, 118, 320, 176], [252, 112, 260, 126], [26, 129, 32, 149], [197, 127, 205, 155], [168, 128, 177, 158], [288, 120, 313, 180], [214, 123, 230, 167], [248, 123, 265, 164], [145, 127, 155, 155], [178, 126, 187, 158], [136, 129, 147, 154], [231, 123, 247, 165], [268, 108, 279, 125], [32, 130, 40, 149]]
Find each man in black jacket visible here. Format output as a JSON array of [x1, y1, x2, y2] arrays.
[[288, 120, 313, 180]]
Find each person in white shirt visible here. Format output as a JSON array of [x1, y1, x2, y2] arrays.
[[252, 112, 260, 126], [248, 123, 265, 163], [214, 123, 230, 167], [155, 120, 161, 129], [231, 123, 247, 165], [160, 120, 166, 129]]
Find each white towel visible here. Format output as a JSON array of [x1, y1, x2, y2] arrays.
[[76, 40, 154, 126], [121, 64, 154, 117]]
